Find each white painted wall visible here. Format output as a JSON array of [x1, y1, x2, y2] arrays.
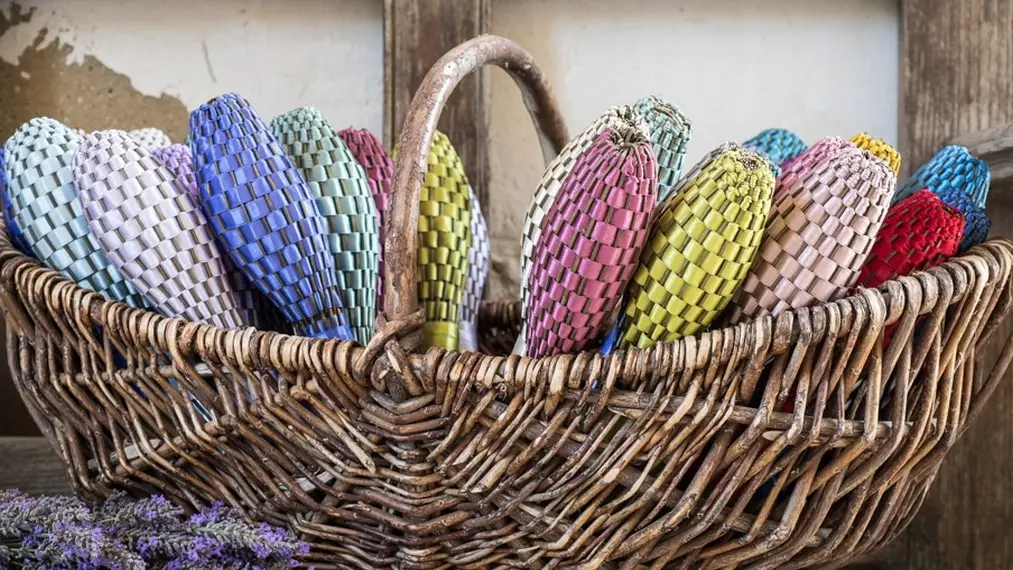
[[487, 0, 899, 294], [0, 0, 385, 134]]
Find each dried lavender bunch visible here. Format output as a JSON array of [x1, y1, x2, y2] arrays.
[[0, 490, 307, 569]]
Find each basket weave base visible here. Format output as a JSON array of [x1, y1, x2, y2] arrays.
[[3, 238, 1013, 569]]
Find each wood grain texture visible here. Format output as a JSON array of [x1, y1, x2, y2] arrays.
[[951, 121, 1013, 187], [865, 1, 1013, 568], [384, 0, 490, 215], [0, 437, 71, 495]]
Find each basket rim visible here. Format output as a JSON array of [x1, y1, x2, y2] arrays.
[[0, 217, 1010, 429]]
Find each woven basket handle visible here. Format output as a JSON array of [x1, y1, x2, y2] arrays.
[[384, 34, 570, 325]]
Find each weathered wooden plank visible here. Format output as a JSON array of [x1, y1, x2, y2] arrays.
[[383, 0, 490, 214], [951, 121, 1013, 187], [0, 437, 71, 495], [865, 1, 1013, 568]]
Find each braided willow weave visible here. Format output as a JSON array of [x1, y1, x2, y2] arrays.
[[616, 146, 773, 349], [729, 141, 896, 322], [415, 130, 473, 350], [516, 106, 647, 355], [458, 186, 489, 352], [3, 118, 147, 308], [272, 108, 381, 345], [189, 93, 352, 340], [894, 145, 990, 206], [524, 127, 656, 357], [0, 148, 34, 258], [151, 143, 263, 328], [3, 35, 1012, 570], [338, 127, 393, 313], [73, 130, 247, 329], [128, 127, 172, 150], [744, 127, 807, 168], [851, 132, 901, 175], [633, 95, 691, 201], [857, 189, 964, 289]]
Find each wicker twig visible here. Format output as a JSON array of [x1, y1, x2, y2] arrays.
[[127, 128, 172, 151], [633, 95, 692, 202], [150, 144, 263, 329], [614, 145, 774, 349], [189, 93, 352, 340], [523, 124, 656, 357], [272, 108, 381, 345], [459, 186, 489, 352], [73, 130, 247, 329], [730, 140, 897, 322], [338, 127, 393, 314], [3, 117, 147, 308]]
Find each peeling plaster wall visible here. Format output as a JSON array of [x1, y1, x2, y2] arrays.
[[0, 0, 384, 141], [0, 0, 384, 435], [487, 0, 900, 298]]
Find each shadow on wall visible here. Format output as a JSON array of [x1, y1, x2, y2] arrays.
[[0, 4, 190, 142]]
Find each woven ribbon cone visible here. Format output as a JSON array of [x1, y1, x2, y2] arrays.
[[271, 108, 381, 345], [337, 127, 392, 313], [893, 145, 991, 252], [73, 130, 247, 329], [616, 146, 774, 349], [774, 136, 854, 205], [0, 148, 35, 258], [857, 189, 965, 348], [893, 144, 990, 206], [857, 189, 964, 289], [524, 126, 657, 358], [3, 117, 147, 307], [459, 186, 490, 351], [128, 127, 172, 151], [744, 128, 807, 169], [151, 143, 263, 328], [632, 95, 691, 202], [729, 141, 897, 322], [851, 132, 901, 176], [950, 190, 991, 253], [189, 92, 352, 340], [516, 105, 647, 355], [150, 144, 197, 192], [412, 130, 473, 350]]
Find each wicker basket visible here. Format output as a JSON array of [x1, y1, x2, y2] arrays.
[[2, 35, 1013, 570]]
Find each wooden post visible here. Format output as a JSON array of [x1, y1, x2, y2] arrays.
[[384, 0, 490, 214], [865, 1, 1013, 568]]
